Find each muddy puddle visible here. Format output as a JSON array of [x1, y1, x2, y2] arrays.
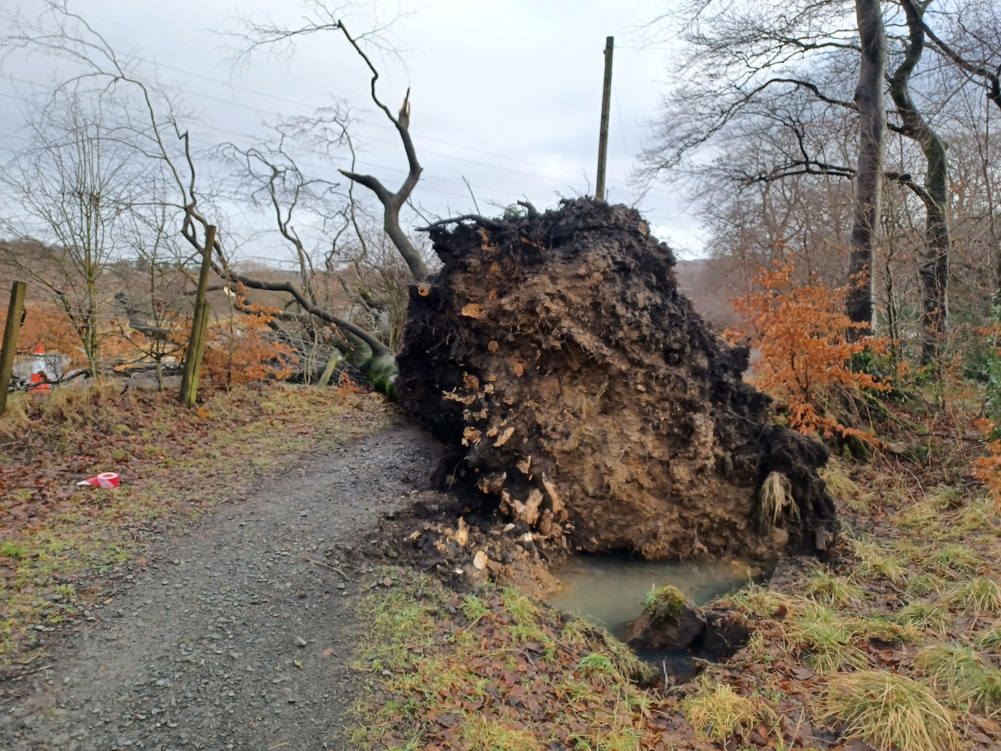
[[547, 555, 759, 670]]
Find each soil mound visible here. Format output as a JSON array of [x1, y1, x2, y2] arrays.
[[397, 198, 836, 559]]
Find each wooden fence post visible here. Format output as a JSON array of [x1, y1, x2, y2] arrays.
[[179, 225, 218, 407], [0, 281, 27, 416]]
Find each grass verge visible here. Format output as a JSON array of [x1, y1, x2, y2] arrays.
[[0, 383, 390, 659]]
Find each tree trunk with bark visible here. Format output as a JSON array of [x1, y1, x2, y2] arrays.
[[846, 0, 887, 335], [891, 0, 951, 365]]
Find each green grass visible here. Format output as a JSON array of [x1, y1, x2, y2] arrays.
[[682, 679, 763, 744], [718, 583, 792, 618], [349, 571, 658, 750], [956, 499, 996, 533], [976, 625, 1001, 653], [804, 569, 863, 607], [848, 537, 906, 582], [782, 602, 869, 673], [0, 542, 28, 560], [915, 643, 1001, 716], [577, 653, 617, 678], [894, 600, 951, 634], [945, 577, 1001, 615], [926, 543, 980, 575], [856, 616, 921, 644], [461, 594, 490, 623], [819, 671, 958, 751], [904, 572, 947, 598]]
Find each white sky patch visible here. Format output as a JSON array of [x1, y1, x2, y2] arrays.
[[0, 0, 704, 263]]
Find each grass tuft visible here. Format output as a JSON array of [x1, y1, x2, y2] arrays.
[[804, 569, 863, 607], [915, 643, 1001, 716], [576, 653, 617, 679], [898, 500, 942, 533], [894, 600, 950, 634], [856, 616, 921, 645], [782, 602, 868, 673], [460, 716, 542, 751], [976, 625, 1001, 654], [720, 583, 793, 618], [461, 594, 490, 623], [927, 485, 964, 510], [820, 461, 860, 502], [945, 577, 1001, 615], [819, 670, 958, 751], [848, 536, 906, 582], [926, 543, 980, 575], [904, 572, 947, 599], [956, 499, 996, 533], [682, 679, 761, 744]]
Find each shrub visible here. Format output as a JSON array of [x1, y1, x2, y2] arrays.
[[201, 299, 297, 389], [731, 263, 889, 440]]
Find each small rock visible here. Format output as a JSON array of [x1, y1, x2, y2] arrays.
[[472, 551, 488, 570], [295, 637, 308, 648], [380, 577, 393, 588]]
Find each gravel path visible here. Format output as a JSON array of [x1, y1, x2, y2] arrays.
[[1, 421, 440, 751]]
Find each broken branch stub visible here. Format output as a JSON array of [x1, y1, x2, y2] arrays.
[[397, 198, 837, 559]]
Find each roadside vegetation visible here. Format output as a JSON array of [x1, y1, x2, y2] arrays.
[[349, 435, 1000, 750], [0, 383, 390, 658], [346, 277, 1001, 750]]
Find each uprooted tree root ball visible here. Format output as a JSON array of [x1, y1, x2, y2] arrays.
[[397, 198, 837, 560]]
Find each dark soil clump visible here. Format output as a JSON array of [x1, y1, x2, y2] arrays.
[[397, 198, 837, 560]]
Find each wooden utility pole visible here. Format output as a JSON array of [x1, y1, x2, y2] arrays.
[[179, 225, 217, 407], [0, 281, 27, 415], [596, 35, 615, 202]]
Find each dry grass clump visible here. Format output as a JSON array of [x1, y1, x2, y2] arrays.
[[977, 625, 1001, 654], [820, 461, 864, 509], [819, 670, 958, 751], [904, 572, 947, 599], [758, 471, 799, 529], [682, 679, 762, 744], [848, 536, 906, 582], [893, 600, 950, 634], [720, 583, 795, 618], [916, 643, 1001, 716], [926, 543, 981, 575], [804, 569, 863, 607], [945, 576, 1001, 615], [782, 602, 868, 673]]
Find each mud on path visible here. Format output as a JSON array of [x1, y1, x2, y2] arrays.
[[0, 420, 444, 751]]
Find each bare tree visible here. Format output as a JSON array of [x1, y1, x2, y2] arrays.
[[112, 190, 188, 390], [237, 9, 429, 283], [640, 0, 887, 326], [846, 0, 887, 334], [889, 0, 951, 365], [0, 93, 145, 377], [3, 1, 425, 396]]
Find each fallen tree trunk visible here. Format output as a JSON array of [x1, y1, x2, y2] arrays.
[[397, 199, 837, 560]]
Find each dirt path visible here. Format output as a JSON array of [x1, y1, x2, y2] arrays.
[[1, 421, 441, 751]]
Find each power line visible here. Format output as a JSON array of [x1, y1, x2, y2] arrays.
[[0, 73, 683, 210]]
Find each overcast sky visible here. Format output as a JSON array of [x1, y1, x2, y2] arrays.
[[0, 1, 702, 264]]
